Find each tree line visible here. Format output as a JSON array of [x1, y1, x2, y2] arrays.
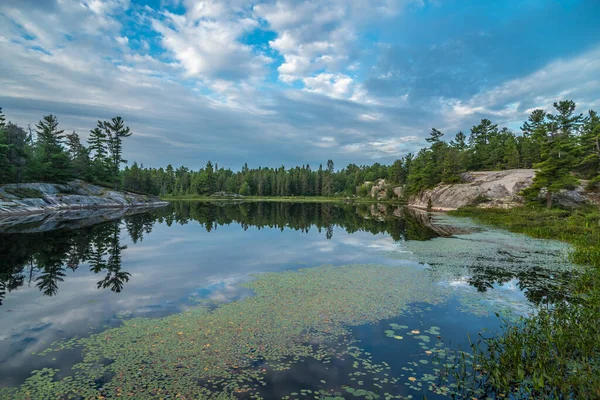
[[0, 108, 132, 187], [1, 100, 598, 207], [120, 100, 599, 207], [403, 100, 599, 207]]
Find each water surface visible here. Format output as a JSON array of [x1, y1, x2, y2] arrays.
[[0, 202, 578, 399]]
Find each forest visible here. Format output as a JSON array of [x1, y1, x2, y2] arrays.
[[1, 100, 599, 206]]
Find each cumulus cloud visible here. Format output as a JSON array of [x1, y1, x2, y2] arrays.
[[255, 0, 409, 89], [0, 0, 598, 168], [151, 1, 272, 81]]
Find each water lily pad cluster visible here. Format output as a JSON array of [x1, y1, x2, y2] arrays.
[[0, 264, 451, 399]]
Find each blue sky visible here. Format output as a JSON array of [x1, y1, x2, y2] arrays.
[[0, 0, 599, 170]]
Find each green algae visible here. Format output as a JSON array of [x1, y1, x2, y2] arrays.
[[1, 264, 450, 399]]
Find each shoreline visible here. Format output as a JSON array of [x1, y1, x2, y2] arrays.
[[161, 195, 406, 204], [0, 201, 169, 218]]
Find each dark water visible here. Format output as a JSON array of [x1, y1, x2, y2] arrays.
[[0, 202, 578, 398]]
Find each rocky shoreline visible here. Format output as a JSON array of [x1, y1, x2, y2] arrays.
[[0, 180, 168, 218]]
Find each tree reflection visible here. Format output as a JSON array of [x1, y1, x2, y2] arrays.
[[0, 218, 142, 305], [0, 201, 575, 305]]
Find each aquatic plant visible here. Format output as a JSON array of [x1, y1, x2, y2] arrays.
[[0, 264, 451, 399], [449, 205, 600, 398]]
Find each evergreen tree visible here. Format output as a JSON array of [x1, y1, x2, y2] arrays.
[[577, 110, 600, 180], [33, 114, 72, 182], [469, 119, 498, 170], [205, 161, 215, 194], [524, 101, 582, 207], [103, 116, 132, 185], [521, 109, 546, 167], [88, 123, 110, 181], [239, 181, 250, 196], [0, 108, 10, 183], [66, 131, 92, 180]]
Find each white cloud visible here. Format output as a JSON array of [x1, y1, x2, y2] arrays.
[[439, 46, 600, 129], [342, 136, 422, 158], [116, 36, 129, 45], [0, 0, 598, 169], [256, 0, 408, 84], [314, 136, 337, 148], [303, 73, 354, 98], [150, 1, 271, 81]]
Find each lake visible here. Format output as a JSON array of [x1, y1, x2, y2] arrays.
[[0, 202, 579, 399]]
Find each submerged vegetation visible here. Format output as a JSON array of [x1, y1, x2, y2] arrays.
[[450, 206, 600, 267], [449, 205, 600, 398], [0, 264, 451, 399]]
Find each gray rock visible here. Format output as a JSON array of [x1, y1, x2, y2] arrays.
[[538, 187, 590, 208], [369, 179, 403, 200], [408, 169, 597, 210], [409, 169, 536, 211], [0, 180, 168, 217]]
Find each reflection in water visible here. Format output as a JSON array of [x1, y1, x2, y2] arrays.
[[0, 201, 575, 306], [0, 203, 437, 305], [0, 202, 580, 396], [0, 213, 157, 305]]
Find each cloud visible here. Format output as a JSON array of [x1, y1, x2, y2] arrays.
[[438, 46, 600, 130], [150, 0, 271, 81], [256, 0, 410, 86], [0, 0, 598, 169]]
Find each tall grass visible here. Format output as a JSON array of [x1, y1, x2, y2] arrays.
[[448, 205, 600, 399]]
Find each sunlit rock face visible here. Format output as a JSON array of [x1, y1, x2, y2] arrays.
[[409, 169, 535, 211], [408, 169, 597, 210], [0, 180, 168, 216]]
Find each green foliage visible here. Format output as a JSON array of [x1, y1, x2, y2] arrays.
[[522, 101, 583, 207], [103, 116, 133, 186], [0, 108, 132, 187], [356, 183, 371, 197], [238, 181, 250, 195], [449, 205, 600, 398], [0, 100, 597, 203], [577, 109, 600, 179]]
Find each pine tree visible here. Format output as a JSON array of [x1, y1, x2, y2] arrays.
[[469, 119, 498, 170], [66, 131, 92, 180], [34, 114, 72, 182], [577, 110, 600, 180], [0, 107, 6, 131], [205, 161, 215, 194], [0, 108, 11, 183], [524, 101, 582, 207], [521, 109, 546, 167], [103, 116, 132, 185], [88, 122, 110, 182]]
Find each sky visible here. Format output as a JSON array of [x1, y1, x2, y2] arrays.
[[0, 0, 599, 170]]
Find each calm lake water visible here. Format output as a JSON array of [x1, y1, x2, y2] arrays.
[[0, 202, 578, 399]]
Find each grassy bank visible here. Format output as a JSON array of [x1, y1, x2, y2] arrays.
[[161, 195, 404, 204], [448, 205, 600, 399]]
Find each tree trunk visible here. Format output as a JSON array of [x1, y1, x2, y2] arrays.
[[546, 190, 552, 208]]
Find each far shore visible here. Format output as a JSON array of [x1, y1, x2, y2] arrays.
[[160, 195, 407, 205]]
